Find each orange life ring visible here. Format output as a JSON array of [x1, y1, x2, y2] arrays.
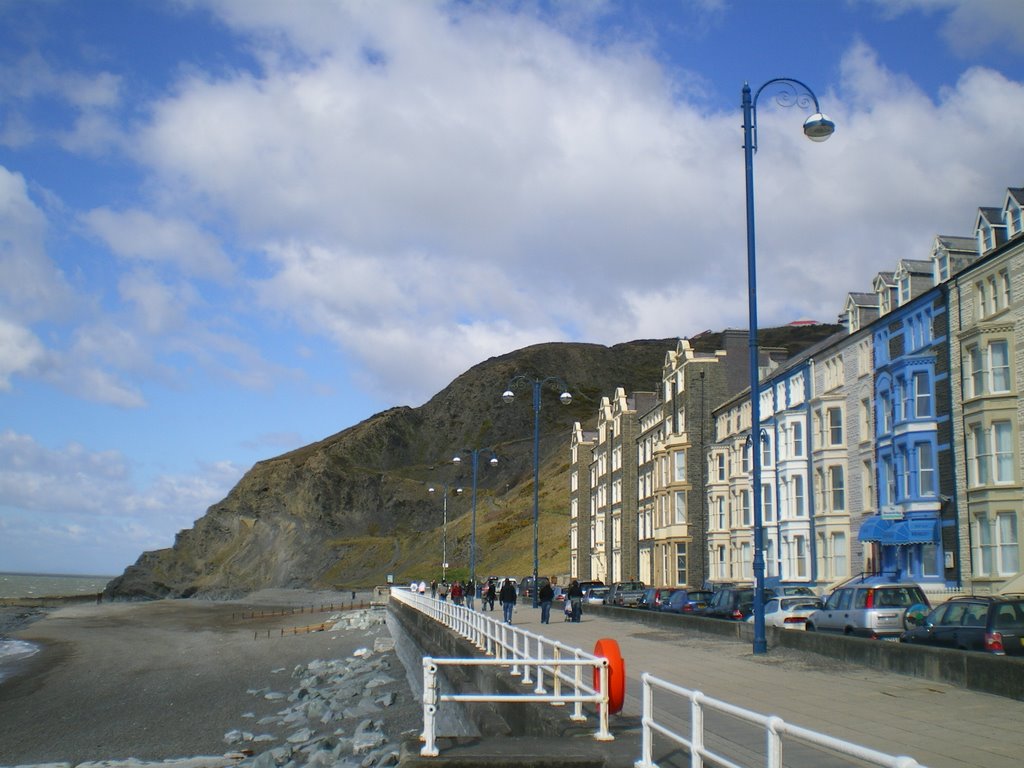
[[592, 637, 625, 714]]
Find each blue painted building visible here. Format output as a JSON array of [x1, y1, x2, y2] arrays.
[[860, 259, 956, 587]]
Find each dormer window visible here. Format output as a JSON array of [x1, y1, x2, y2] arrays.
[[847, 308, 859, 332], [934, 249, 949, 283], [898, 270, 912, 305], [1004, 188, 1023, 238], [978, 222, 995, 252]]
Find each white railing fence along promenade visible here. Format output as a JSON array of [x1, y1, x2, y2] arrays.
[[392, 588, 927, 767], [635, 672, 926, 768], [389, 587, 614, 757]]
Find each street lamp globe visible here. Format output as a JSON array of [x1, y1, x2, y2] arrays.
[[559, 391, 572, 405], [501, 390, 515, 404], [802, 113, 835, 142], [489, 456, 498, 467]]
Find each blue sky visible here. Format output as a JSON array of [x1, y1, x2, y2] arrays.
[[2, 0, 1023, 576]]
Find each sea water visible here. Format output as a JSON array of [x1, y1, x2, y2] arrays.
[[0, 572, 115, 683], [0, 572, 114, 599]]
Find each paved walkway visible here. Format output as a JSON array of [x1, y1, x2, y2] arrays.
[[483, 604, 1023, 768]]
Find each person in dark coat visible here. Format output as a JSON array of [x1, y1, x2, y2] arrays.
[[567, 580, 584, 623], [485, 581, 497, 611], [538, 579, 555, 624], [499, 578, 517, 624]]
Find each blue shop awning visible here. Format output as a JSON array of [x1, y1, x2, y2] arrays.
[[857, 516, 892, 542], [880, 518, 940, 545]]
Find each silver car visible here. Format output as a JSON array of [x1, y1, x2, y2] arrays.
[[806, 582, 930, 639]]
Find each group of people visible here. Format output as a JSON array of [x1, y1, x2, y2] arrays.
[[413, 576, 586, 624]]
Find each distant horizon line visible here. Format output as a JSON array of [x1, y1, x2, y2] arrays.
[[0, 571, 117, 579]]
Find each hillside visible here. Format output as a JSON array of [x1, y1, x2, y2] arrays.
[[106, 325, 839, 599]]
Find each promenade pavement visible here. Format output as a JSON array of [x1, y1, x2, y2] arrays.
[[470, 602, 1023, 768]]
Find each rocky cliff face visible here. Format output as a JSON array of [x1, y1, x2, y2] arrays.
[[105, 339, 676, 599]]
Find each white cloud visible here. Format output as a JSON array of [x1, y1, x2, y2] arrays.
[[83, 208, 234, 281], [0, 165, 76, 322], [117, 4, 1024, 409], [0, 430, 243, 573], [869, 0, 1024, 55], [0, 318, 44, 389]]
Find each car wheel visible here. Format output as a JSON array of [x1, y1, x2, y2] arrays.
[[805, 622, 816, 632]]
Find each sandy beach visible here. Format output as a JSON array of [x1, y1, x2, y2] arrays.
[[0, 590, 422, 767]]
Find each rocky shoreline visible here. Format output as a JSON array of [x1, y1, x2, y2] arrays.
[[1, 596, 425, 768]]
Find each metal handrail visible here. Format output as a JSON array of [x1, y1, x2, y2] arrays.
[[391, 588, 613, 756], [635, 672, 926, 768]]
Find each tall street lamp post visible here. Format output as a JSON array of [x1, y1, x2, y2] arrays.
[[427, 482, 462, 582], [502, 375, 572, 608], [452, 448, 498, 590], [742, 78, 834, 654]]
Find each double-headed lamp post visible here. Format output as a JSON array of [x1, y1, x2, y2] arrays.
[[452, 448, 498, 589], [502, 375, 572, 608], [427, 482, 462, 582], [742, 78, 834, 654]]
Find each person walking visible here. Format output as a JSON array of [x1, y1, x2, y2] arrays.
[[567, 580, 584, 623], [438, 581, 449, 602], [485, 581, 497, 611], [499, 578, 517, 624], [465, 578, 476, 610], [430, 580, 437, 598], [538, 579, 555, 624], [451, 581, 464, 606]]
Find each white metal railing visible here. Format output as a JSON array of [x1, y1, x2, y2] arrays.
[[390, 587, 613, 756], [635, 672, 926, 768]]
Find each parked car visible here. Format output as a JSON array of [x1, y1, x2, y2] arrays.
[[748, 596, 822, 630], [773, 585, 817, 598], [637, 587, 675, 610], [518, 575, 549, 600], [659, 588, 713, 614], [699, 586, 771, 621], [900, 595, 1024, 655], [806, 582, 930, 639], [605, 581, 646, 607], [577, 580, 604, 593], [584, 586, 609, 605]]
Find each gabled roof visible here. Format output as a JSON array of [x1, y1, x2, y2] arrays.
[[894, 258, 932, 276], [975, 206, 1004, 228], [1005, 187, 1024, 207], [845, 292, 876, 308], [934, 234, 976, 254]]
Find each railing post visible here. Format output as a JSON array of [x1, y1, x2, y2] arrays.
[[571, 648, 585, 721], [766, 716, 784, 768], [510, 629, 522, 677], [637, 673, 653, 768], [692, 690, 705, 768], [420, 659, 439, 757], [533, 635, 546, 694], [595, 659, 613, 741], [550, 644, 562, 704]]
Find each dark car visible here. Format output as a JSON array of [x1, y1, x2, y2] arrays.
[[699, 586, 772, 621], [900, 595, 1024, 655], [659, 588, 713, 614], [637, 587, 675, 611], [518, 575, 550, 600], [605, 581, 646, 607]]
